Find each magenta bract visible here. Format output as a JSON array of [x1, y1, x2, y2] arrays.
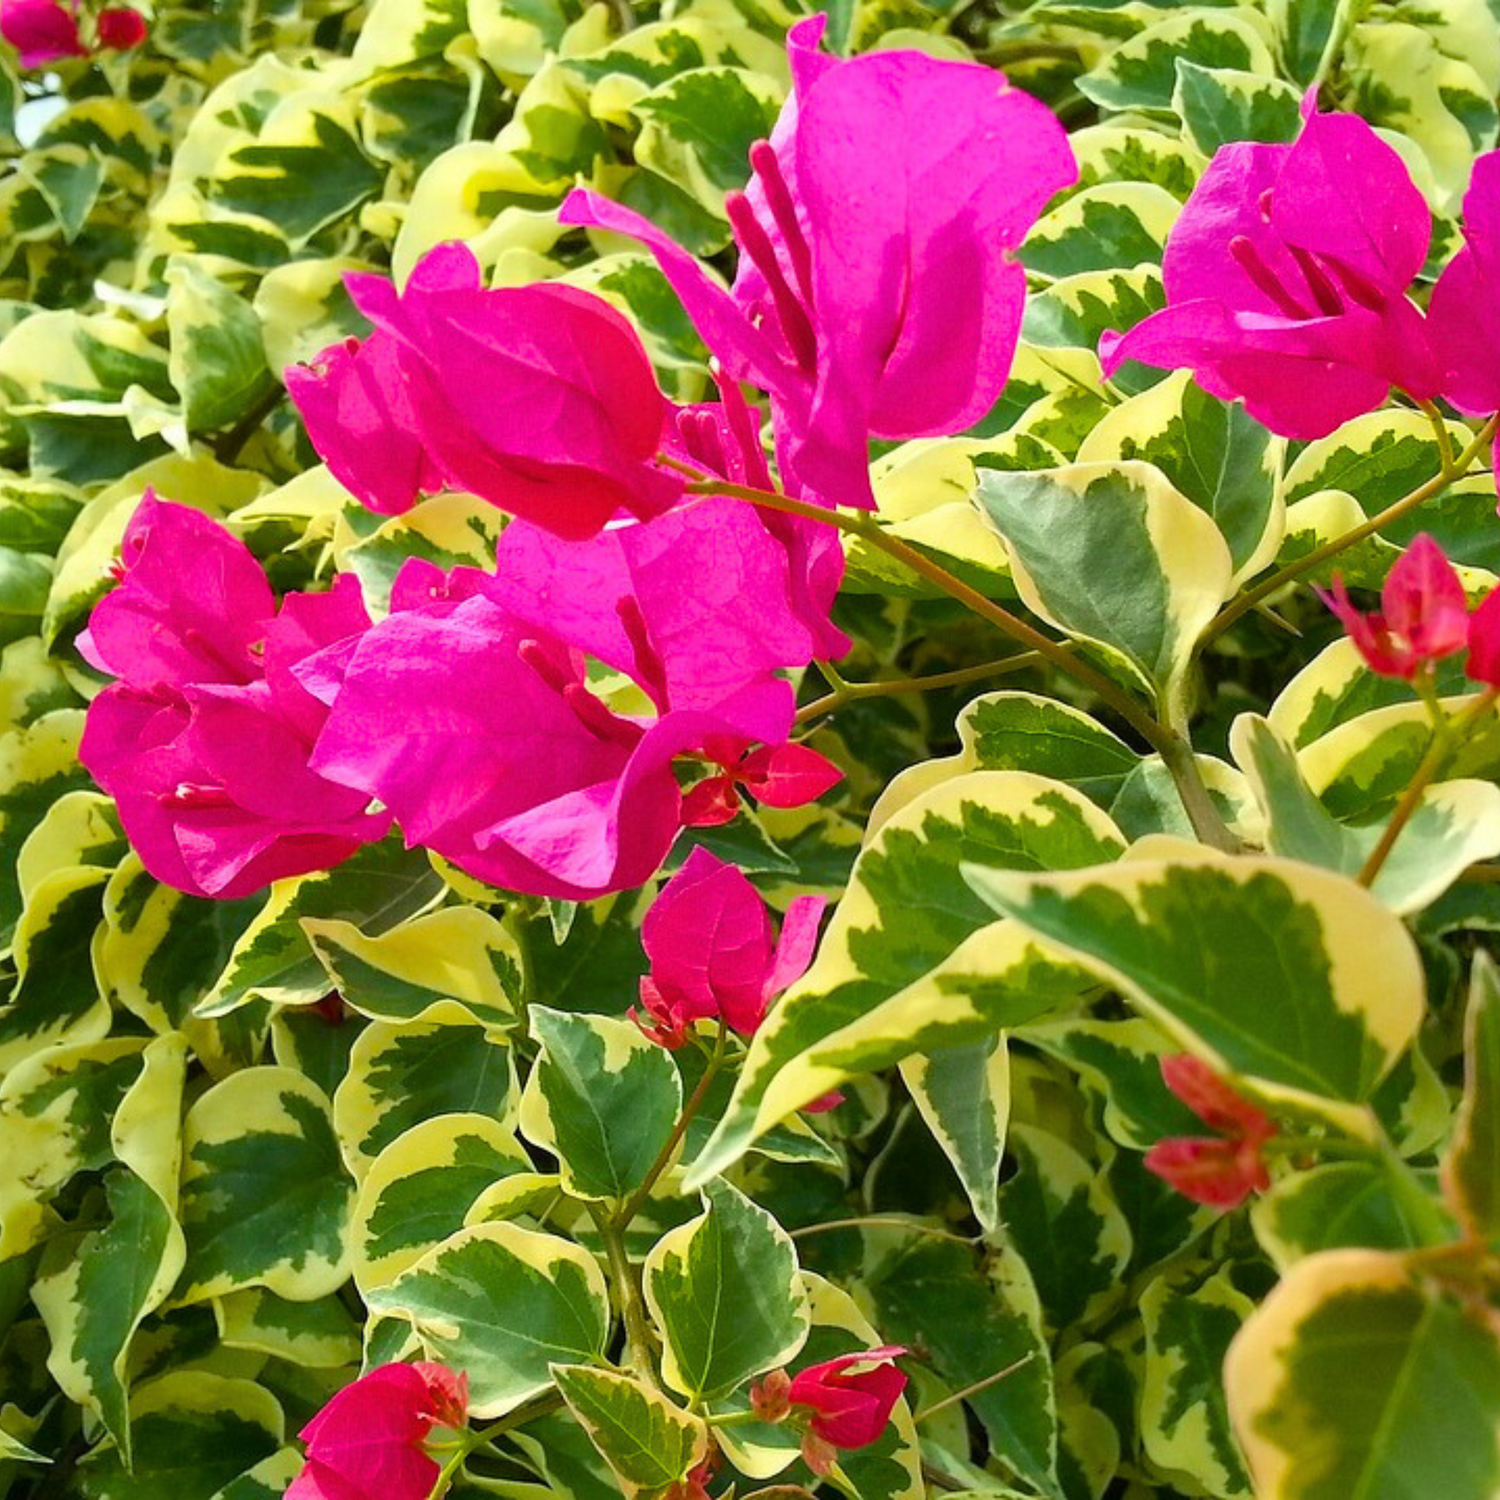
[[1144, 1056, 1276, 1211], [561, 14, 1075, 510], [1320, 534, 1469, 680], [787, 1346, 908, 1451], [289, 1362, 467, 1500], [634, 847, 824, 1044], [95, 6, 145, 48], [1101, 102, 1439, 439], [79, 496, 389, 900], [290, 243, 682, 538], [1, 0, 85, 65], [1430, 150, 1500, 422]]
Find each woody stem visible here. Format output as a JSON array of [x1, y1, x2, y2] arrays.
[[683, 478, 1238, 851], [795, 654, 1042, 724], [591, 1207, 660, 1387], [1358, 688, 1500, 887], [682, 479, 1167, 747], [615, 1023, 729, 1228], [1204, 414, 1500, 643]]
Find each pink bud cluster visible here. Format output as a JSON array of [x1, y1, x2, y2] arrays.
[[81, 15, 1078, 908], [1145, 1056, 1277, 1210], [1322, 532, 1500, 686], [1, 0, 144, 66]]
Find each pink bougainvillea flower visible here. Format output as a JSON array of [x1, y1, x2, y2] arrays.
[[1319, 533, 1469, 680], [290, 243, 681, 538], [486, 497, 828, 716], [301, 548, 803, 901], [1144, 1055, 1275, 1210], [631, 846, 825, 1046], [561, 15, 1075, 511], [786, 1347, 908, 1472], [77, 491, 274, 688], [94, 6, 145, 47], [1429, 151, 1500, 421], [1100, 99, 1440, 440], [289, 1361, 467, 1500], [284, 331, 445, 517], [1, 0, 85, 65], [79, 497, 389, 900], [303, 489, 842, 901], [667, 387, 849, 662]]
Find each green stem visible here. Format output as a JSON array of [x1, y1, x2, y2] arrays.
[[682, 478, 1170, 751], [795, 654, 1041, 725], [1358, 688, 1500, 887], [591, 1206, 660, 1387], [788, 1216, 976, 1244], [911, 1354, 1034, 1425], [1204, 415, 1499, 644], [615, 1024, 728, 1228], [704, 1410, 766, 1430], [1418, 400, 1456, 471], [426, 1393, 565, 1498], [1157, 714, 1240, 854]]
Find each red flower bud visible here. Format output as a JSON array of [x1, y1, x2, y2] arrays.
[[1146, 1056, 1275, 1211], [786, 1347, 907, 1452], [95, 6, 146, 48]]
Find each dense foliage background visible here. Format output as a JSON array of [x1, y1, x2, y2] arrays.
[[5, 0, 1500, 1496]]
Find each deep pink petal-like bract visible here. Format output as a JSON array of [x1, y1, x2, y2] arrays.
[[1430, 151, 1500, 420], [787, 1347, 908, 1450], [1468, 589, 1500, 688], [77, 492, 273, 688], [488, 498, 823, 714], [293, 243, 681, 538], [79, 496, 388, 899], [561, 17, 1075, 510], [1319, 534, 1468, 680], [289, 1362, 467, 1500], [1, 0, 85, 65], [285, 331, 443, 516], [95, 6, 145, 48], [1101, 105, 1438, 438], [637, 847, 824, 1041]]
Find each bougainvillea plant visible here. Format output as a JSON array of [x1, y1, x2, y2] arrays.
[[8, 0, 1500, 1496]]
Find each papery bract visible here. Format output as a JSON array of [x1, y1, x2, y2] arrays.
[[633, 846, 824, 1046], [291, 243, 681, 538], [561, 14, 1076, 511], [668, 389, 849, 662], [1, 0, 85, 65], [79, 497, 389, 899], [486, 498, 827, 715], [787, 1347, 908, 1455], [302, 524, 815, 900], [1429, 151, 1500, 420], [1100, 100, 1439, 439], [284, 332, 444, 517], [1320, 534, 1469, 679], [1142, 1136, 1271, 1211], [77, 491, 273, 687], [288, 1361, 467, 1500], [1144, 1055, 1275, 1210], [95, 7, 145, 47]]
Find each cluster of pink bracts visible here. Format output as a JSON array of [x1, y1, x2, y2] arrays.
[[64, 13, 1500, 1492], [0, 0, 144, 66], [287, 1350, 908, 1500]]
